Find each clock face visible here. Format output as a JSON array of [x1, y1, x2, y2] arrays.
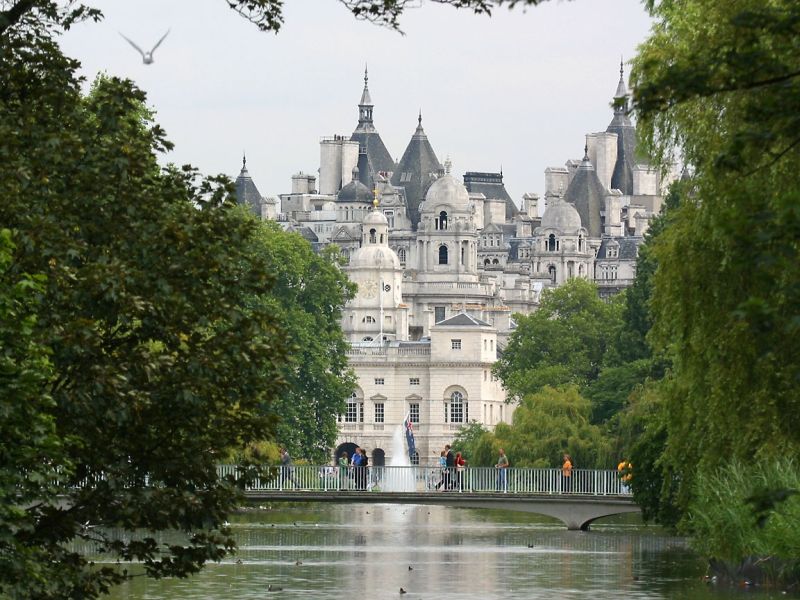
[[361, 280, 378, 299]]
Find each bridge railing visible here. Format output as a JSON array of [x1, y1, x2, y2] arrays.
[[216, 465, 632, 496]]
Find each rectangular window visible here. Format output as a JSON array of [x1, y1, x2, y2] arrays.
[[409, 403, 420, 423], [345, 402, 358, 423], [375, 378, 384, 385], [374, 403, 384, 423], [451, 339, 462, 350], [384, 210, 394, 228], [409, 377, 420, 386], [434, 306, 446, 323]]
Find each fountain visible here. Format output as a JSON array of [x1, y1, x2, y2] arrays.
[[378, 424, 416, 492]]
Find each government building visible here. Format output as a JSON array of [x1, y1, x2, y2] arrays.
[[235, 64, 670, 466]]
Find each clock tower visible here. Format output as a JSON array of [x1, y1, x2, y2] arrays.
[[343, 196, 408, 343]]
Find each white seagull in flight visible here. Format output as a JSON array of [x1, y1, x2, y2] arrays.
[[119, 29, 170, 64]]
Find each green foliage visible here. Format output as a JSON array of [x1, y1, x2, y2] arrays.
[[496, 278, 624, 401], [451, 421, 493, 466], [688, 459, 800, 584], [629, 0, 800, 538], [246, 221, 356, 463], [0, 23, 291, 598], [493, 386, 612, 469]]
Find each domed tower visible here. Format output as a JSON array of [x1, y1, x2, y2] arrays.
[[337, 166, 374, 224], [343, 195, 408, 343], [531, 197, 593, 286], [415, 160, 479, 281]]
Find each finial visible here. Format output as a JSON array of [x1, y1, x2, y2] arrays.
[[418, 109, 422, 126], [444, 156, 452, 175], [620, 56, 624, 79], [372, 187, 379, 208], [584, 143, 589, 159], [364, 64, 369, 87], [242, 152, 246, 168]]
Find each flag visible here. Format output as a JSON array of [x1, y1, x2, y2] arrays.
[[403, 413, 416, 460]]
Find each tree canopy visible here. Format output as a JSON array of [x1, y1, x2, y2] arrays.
[[0, 21, 293, 597], [630, 0, 800, 524]]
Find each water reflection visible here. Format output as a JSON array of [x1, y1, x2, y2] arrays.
[[103, 504, 769, 599]]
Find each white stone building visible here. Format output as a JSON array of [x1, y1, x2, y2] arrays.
[[235, 63, 666, 464]]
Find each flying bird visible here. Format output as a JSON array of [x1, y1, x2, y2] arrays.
[[119, 29, 170, 64]]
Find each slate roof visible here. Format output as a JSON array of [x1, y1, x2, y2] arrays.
[[596, 236, 642, 260], [606, 64, 639, 195], [390, 114, 443, 230], [463, 172, 520, 220], [234, 156, 263, 216], [434, 312, 492, 327], [564, 152, 606, 238], [351, 69, 396, 189]]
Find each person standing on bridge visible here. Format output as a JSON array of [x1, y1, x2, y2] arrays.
[[280, 447, 300, 489], [495, 449, 509, 492], [338, 452, 350, 490], [562, 454, 573, 493], [444, 444, 455, 491]]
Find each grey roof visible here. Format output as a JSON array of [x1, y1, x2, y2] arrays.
[[234, 156, 263, 216], [337, 178, 373, 203], [463, 172, 520, 220], [351, 69, 396, 189], [607, 64, 639, 195], [564, 151, 606, 237], [390, 113, 443, 230], [435, 312, 492, 327], [596, 236, 642, 260]]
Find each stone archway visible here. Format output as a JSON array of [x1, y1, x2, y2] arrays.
[[335, 442, 358, 464], [372, 448, 386, 467]]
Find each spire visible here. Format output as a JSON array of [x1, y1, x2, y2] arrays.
[[414, 109, 425, 136], [613, 57, 630, 119], [360, 64, 372, 106]]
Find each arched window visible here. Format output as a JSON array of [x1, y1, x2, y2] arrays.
[[436, 210, 448, 230], [362, 336, 373, 341], [449, 391, 466, 423], [345, 392, 359, 423], [578, 234, 584, 252], [369, 228, 377, 243], [484, 258, 491, 266], [548, 234, 557, 251], [438, 245, 448, 265], [492, 258, 499, 265], [398, 248, 407, 264], [548, 265, 556, 283]]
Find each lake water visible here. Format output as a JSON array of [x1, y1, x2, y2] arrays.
[[105, 504, 777, 599]]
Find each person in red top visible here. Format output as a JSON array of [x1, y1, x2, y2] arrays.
[[454, 452, 467, 491]]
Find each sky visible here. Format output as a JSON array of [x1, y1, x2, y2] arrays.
[[59, 0, 653, 204]]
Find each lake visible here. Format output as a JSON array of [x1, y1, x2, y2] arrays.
[[105, 503, 773, 599]]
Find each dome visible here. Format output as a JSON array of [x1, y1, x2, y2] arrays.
[[423, 174, 470, 209], [349, 245, 401, 269], [338, 180, 373, 203], [363, 207, 388, 226], [541, 199, 582, 232]]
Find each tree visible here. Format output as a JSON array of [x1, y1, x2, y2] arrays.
[[495, 278, 624, 402], [0, 0, 558, 36], [0, 24, 291, 597], [246, 221, 356, 463], [493, 386, 612, 469], [631, 0, 800, 523]]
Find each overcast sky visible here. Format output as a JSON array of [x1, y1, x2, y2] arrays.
[[59, 0, 653, 204]]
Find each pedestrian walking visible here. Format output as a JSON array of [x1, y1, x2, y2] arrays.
[[495, 448, 509, 492], [280, 447, 300, 488]]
